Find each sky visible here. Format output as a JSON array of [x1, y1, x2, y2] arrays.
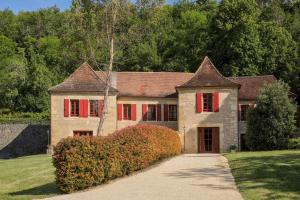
[[0, 0, 181, 13], [0, 0, 73, 13]]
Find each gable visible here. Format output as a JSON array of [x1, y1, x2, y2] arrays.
[[177, 56, 240, 88]]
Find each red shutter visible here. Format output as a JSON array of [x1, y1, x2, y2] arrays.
[[238, 104, 241, 121], [213, 92, 219, 112], [117, 104, 122, 121], [83, 99, 88, 117], [196, 93, 202, 113], [98, 100, 104, 117], [131, 104, 136, 121], [157, 104, 161, 121], [164, 104, 169, 121], [142, 104, 148, 121], [79, 99, 84, 117], [64, 99, 69, 117]]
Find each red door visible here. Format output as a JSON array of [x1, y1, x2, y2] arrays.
[[198, 127, 219, 153]]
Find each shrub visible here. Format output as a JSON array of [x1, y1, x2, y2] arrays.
[[53, 125, 181, 193], [288, 138, 300, 149], [246, 81, 297, 150]]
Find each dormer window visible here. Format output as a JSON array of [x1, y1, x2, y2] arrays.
[[203, 93, 213, 112]]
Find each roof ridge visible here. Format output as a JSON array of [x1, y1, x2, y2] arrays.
[[229, 75, 276, 79], [96, 71, 194, 74]]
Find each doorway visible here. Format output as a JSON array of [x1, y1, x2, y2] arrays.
[[198, 127, 220, 153]]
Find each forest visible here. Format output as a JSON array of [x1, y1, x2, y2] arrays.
[[0, 0, 299, 120]]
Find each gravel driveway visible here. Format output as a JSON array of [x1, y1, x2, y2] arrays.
[[46, 154, 243, 200]]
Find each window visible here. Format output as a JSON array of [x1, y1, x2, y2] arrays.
[[70, 99, 79, 117], [147, 104, 156, 121], [203, 93, 213, 112], [89, 100, 99, 117], [73, 131, 93, 137], [168, 105, 177, 121], [240, 105, 250, 121], [123, 104, 131, 120]]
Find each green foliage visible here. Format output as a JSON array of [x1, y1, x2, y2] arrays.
[[53, 125, 181, 193], [0, 0, 299, 113], [288, 138, 300, 149], [246, 81, 298, 150], [0, 111, 50, 124]]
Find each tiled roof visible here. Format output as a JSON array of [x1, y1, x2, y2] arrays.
[[115, 72, 194, 97], [48, 63, 118, 93], [49, 58, 278, 100], [229, 75, 277, 100], [177, 56, 240, 88]]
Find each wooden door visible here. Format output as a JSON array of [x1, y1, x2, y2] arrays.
[[198, 127, 219, 153]]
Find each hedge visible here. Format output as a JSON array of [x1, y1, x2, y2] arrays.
[[288, 138, 300, 149], [53, 125, 181, 193]]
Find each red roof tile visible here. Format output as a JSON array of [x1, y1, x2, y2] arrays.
[[114, 72, 193, 97], [49, 59, 277, 100], [229, 75, 277, 100], [49, 63, 117, 93], [177, 56, 240, 88]]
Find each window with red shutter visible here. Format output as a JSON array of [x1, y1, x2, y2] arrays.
[[89, 100, 99, 117], [168, 105, 177, 121], [70, 99, 79, 117], [240, 105, 250, 121], [73, 131, 93, 137], [123, 104, 132, 120], [203, 93, 213, 112], [147, 104, 157, 121]]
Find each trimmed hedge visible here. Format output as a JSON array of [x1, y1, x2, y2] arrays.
[[288, 138, 300, 149], [53, 125, 181, 193]]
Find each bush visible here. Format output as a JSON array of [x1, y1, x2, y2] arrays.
[[0, 111, 49, 124], [288, 138, 300, 149], [53, 125, 181, 193], [246, 81, 297, 150]]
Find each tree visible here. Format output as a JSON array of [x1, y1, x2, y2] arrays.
[[209, 0, 263, 76], [246, 81, 297, 150]]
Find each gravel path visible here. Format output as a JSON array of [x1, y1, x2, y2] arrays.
[[45, 154, 243, 200]]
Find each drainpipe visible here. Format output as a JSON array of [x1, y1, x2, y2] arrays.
[[183, 125, 186, 153]]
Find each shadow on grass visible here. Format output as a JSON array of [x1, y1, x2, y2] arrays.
[[9, 182, 61, 197], [229, 152, 300, 200]]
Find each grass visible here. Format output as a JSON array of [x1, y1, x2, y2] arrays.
[[225, 150, 300, 200], [0, 154, 60, 200]]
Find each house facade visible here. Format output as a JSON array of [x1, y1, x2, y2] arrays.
[[49, 56, 277, 153]]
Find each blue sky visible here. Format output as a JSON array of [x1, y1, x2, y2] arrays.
[[0, 0, 181, 13], [0, 0, 73, 13]]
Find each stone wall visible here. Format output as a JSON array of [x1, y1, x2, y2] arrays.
[[117, 97, 178, 130], [0, 123, 49, 158], [51, 93, 117, 145], [178, 87, 239, 153]]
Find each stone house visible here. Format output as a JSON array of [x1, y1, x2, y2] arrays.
[[48, 56, 277, 153]]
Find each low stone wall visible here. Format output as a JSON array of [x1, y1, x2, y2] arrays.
[[0, 123, 50, 159]]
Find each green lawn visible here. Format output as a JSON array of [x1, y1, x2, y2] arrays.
[[0, 154, 60, 200], [225, 150, 300, 200]]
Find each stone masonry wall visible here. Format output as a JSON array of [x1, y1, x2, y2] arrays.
[[178, 87, 239, 153], [0, 123, 49, 158], [51, 93, 117, 145]]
